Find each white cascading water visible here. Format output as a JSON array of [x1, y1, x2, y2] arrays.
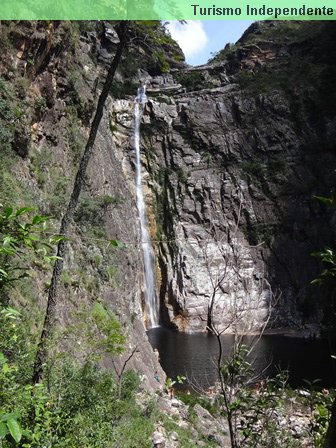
[[134, 86, 160, 328]]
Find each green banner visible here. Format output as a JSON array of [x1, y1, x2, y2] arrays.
[[0, 0, 335, 19]]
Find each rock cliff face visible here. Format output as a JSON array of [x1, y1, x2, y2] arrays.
[[114, 21, 336, 334], [1, 20, 335, 360]]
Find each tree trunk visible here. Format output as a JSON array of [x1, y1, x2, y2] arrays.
[[207, 290, 215, 331], [32, 21, 128, 384], [324, 397, 336, 448]]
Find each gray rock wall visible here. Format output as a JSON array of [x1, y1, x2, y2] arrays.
[[114, 72, 335, 334]]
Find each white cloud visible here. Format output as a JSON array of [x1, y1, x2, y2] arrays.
[[166, 21, 208, 59]]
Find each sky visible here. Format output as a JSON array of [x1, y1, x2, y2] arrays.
[[166, 20, 254, 66]]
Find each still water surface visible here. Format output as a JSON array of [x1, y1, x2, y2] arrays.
[[148, 327, 336, 388]]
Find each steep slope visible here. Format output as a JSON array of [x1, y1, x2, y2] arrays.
[[0, 20, 185, 387]]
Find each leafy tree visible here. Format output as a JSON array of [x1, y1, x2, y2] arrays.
[[91, 302, 126, 356], [0, 206, 57, 446], [0, 205, 60, 302], [0, 215, 154, 447]]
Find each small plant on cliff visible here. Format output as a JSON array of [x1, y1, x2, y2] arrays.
[[165, 375, 186, 399], [312, 248, 336, 285], [91, 302, 126, 356]]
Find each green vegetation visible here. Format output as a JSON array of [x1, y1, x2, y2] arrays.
[[64, 61, 95, 124], [0, 148, 23, 205], [110, 80, 139, 99], [0, 312, 158, 447], [29, 148, 52, 188], [74, 194, 124, 238], [311, 195, 336, 286], [312, 248, 336, 286], [239, 153, 289, 199], [178, 344, 334, 448], [67, 116, 86, 163], [175, 71, 211, 92], [152, 50, 170, 73], [134, 21, 180, 48], [48, 176, 69, 216], [209, 43, 235, 63], [240, 153, 286, 186], [239, 23, 335, 115], [240, 158, 265, 178], [0, 206, 59, 300], [164, 375, 186, 398], [176, 167, 189, 183], [29, 148, 72, 217], [209, 22, 336, 126], [33, 96, 47, 120], [162, 413, 218, 448], [118, 23, 180, 81], [310, 196, 336, 447], [211, 22, 332, 64], [128, 21, 184, 76], [0, 75, 30, 158], [0, 19, 335, 448], [242, 222, 278, 246], [0, 206, 162, 447], [234, 58, 325, 98], [0, 97, 15, 148], [310, 195, 336, 332]]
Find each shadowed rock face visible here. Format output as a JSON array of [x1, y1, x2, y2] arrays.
[[112, 21, 336, 334]]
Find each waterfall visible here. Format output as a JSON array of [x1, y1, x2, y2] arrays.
[[134, 86, 160, 328]]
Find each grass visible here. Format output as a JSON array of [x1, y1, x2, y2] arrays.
[[29, 147, 53, 187], [74, 194, 125, 239], [177, 390, 218, 415], [67, 119, 86, 163], [0, 147, 31, 205]]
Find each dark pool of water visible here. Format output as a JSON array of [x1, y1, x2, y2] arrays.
[[147, 327, 336, 389]]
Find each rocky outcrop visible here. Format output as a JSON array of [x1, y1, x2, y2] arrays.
[[148, 396, 230, 447]]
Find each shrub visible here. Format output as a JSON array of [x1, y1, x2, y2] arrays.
[[176, 71, 210, 92], [0, 306, 156, 448], [74, 194, 124, 237], [33, 96, 47, 118], [110, 80, 139, 99]]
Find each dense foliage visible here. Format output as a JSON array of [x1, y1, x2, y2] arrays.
[[0, 205, 158, 447]]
